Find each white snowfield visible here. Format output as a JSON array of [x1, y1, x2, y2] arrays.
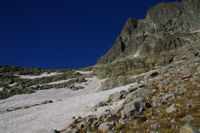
[[190, 29, 200, 33], [47, 79, 75, 85], [0, 76, 136, 133], [17, 72, 62, 79], [8, 82, 17, 87], [76, 71, 93, 74]]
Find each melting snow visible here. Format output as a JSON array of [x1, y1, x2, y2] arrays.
[[8, 83, 17, 87], [18, 72, 62, 79], [0, 77, 136, 133], [47, 79, 74, 85], [76, 71, 93, 74], [190, 30, 200, 33]]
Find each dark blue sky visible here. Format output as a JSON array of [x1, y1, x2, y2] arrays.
[[0, 0, 178, 69]]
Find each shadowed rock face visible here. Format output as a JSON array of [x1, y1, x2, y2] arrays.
[[97, 0, 200, 65]]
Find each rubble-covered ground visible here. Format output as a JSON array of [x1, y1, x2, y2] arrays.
[[62, 56, 200, 133], [0, 51, 199, 133]]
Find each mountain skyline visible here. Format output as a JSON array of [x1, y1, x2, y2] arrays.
[[0, 0, 180, 69]]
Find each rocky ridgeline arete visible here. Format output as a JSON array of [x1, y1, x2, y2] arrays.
[[0, 0, 200, 133]]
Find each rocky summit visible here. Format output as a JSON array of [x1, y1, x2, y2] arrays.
[[95, 0, 200, 78], [0, 0, 200, 133]]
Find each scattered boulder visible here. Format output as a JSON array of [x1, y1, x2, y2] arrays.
[[115, 123, 124, 130], [118, 118, 130, 125], [128, 83, 142, 92], [149, 71, 159, 77], [125, 87, 149, 103], [137, 117, 147, 123], [94, 100, 108, 108], [121, 98, 150, 118], [108, 92, 121, 102], [180, 115, 194, 123], [166, 104, 177, 113], [150, 123, 161, 129], [145, 71, 159, 79], [120, 90, 128, 99], [163, 93, 176, 101], [179, 124, 200, 133], [98, 122, 112, 132], [65, 128, 80, 133], [76, 77, 87, 83]]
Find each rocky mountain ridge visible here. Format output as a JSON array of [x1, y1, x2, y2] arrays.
[[96, 0, 200, 78]]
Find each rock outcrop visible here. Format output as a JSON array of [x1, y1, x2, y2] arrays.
[[96, 0, 200, 78]]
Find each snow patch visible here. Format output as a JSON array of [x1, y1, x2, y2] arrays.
[[18, 72, 62, 79], [76, 71, 93, 74], [0, 88, 3, 91], [47, 79, 75, 85], [8, 83, 17, 87], [133, 51, 140, 57], [0, 76, 136, 133], [190, 30, 200, 33]]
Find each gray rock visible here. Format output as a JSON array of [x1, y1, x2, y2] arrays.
[[108, 92, 121, 102], [121, 97, 146, 117], [86, 117, 94, 123], [76, 77, 87, 83], [108, 131, 116, 133], [166, 104, 176, 113], [150, 131, 160, 133], [179, 124, 200, 133], [95, 100, 108, 108], [77, 122, 85, 129], [128, 83, 141, 92], [158, 80, 170, 88], [113, 104, 124, 114], [175, 87, 187, 94], [152, 96, 162, 107], [118, 118, 130, 125], [145, 71, 159, 79], [163, 93, 175, 101], [125, 87, 149, 102], [150, 123, 161, 129], [180, 115, 194, 123], [190, 76, 200, 82], [98, 122, 112, 132], [197, 66, 200, 74], [120, 90, 128, 99], [70, 128, 80, 133]]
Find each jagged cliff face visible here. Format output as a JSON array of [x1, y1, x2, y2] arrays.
[[97, 0, 200, 65]]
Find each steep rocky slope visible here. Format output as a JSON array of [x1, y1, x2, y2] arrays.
[[59, 0, 200, 132], [63, 52, 200, 133]]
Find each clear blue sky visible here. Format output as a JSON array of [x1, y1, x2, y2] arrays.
[[0, 0, 179, 69]]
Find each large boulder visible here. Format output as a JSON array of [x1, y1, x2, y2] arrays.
[[108, 92, 121, 102], [125, 87, 149, 103], [121, 97, 150, 118], [179, 124, 200, 133]]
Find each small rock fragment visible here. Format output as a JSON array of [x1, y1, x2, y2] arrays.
[[166, 104, 176, 113], [150, 123, 161, 129], [180, 115, 194, 123]]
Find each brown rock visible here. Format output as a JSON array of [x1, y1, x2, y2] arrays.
[[115, 123, 124, 130], [137, 117, 147, 123]]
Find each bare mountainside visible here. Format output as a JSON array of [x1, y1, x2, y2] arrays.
[[0, 0, 200, 133]]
